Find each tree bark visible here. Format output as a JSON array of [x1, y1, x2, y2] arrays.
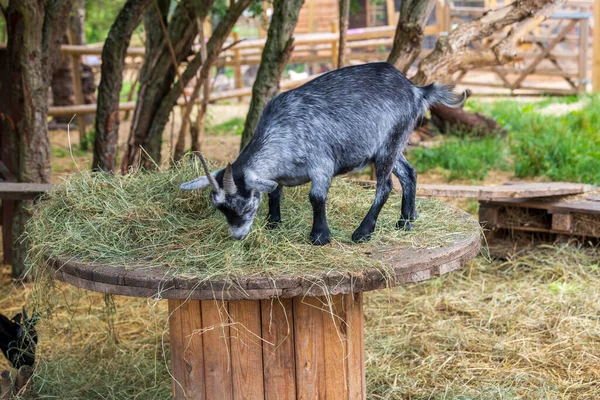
[[430, 102, 505, 135], [408, 0, 564, 135], [387, 0, 437, 73], [122, 0, 253, 171], [174, 14, 210, 161], [122, 0, 199, 170], [239, 0, 305, 151], [92, 0, 153, 172], [338, 0, 350, 68], [0, 0, 73, 278], [412, 0, 565, 85]]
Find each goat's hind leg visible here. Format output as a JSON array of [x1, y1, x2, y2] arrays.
[[266, 185, 283, 229], [393, 153, 417, 231], [352, 159, 394, 243]]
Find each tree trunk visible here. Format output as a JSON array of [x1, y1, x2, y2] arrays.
[[123, 0, 199, 170], [338, 0, 350, 68], [0, 0, 73, 278], [387, 0, 437, 73], [239, 0, 305, 151], [430, 103, 505, 135], [174, 15, 209, 161], [122, 0, 253, 171], [92, 0, 152, 172], [50, 35, 76, 125]]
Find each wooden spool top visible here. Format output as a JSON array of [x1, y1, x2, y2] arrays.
[[48, 208, 480, 301]]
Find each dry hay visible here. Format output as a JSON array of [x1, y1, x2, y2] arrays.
[[25, 158, 475, 284], [498, 205, 550, 229], [1, 243, 599, 398], [572, 213, 600, 238]]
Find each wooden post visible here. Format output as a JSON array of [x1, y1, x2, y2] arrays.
[[66, 29, 88, 148], [331, 21, 339, 69], [308, 0, 315, 32], [593, 0, 600, 91], [386, 0, 396, 26], [579, 17, 589, 93], [259, 0, 269, 38], [233, 31, 243, 102], [168, 294, 366, 400]]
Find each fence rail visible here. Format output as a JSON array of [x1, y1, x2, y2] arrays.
[[27, 0, 597, 119]]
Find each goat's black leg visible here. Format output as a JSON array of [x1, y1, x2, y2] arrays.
[[309, 178, 331, 245], [393, 153, 417, 231], [352, 161, 394, 243], [266, 185, 283, 229]]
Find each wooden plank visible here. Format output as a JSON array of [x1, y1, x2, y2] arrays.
[[2, 200, 14, 265], [293, 296, 326, 399], [0, 183, 55, 200], [201, 300, 234, 400], [594, 0, 600, 91], [261, 298, 296, 399], [345, 293, 365, 399], [180, 300, 205, 400], [578, 17, 589, 93], [552, 213, 573, 232], [168, 299, 187, 400], [229, 300, 265, 400], [322, 294, 349, 399], [485, 198, 600, 215], [67, 29, 88, 144], [393, 182, 589, 199]]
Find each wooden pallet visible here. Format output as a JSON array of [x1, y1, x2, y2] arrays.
[[479, 194, 600, 242]]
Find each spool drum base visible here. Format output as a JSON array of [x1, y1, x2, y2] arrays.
[[168, 293, 365, 400]]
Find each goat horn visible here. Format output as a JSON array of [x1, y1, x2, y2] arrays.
[[198, 154, 219, 191], [223, 163, 237, 196]]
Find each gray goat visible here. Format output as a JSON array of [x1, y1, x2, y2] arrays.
[[181, 62, 466, 245]]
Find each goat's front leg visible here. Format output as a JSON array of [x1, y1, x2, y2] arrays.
[[309, 178, 332, 245], [352, 165, 392, 242], [266, 185, 283, 229], [392, 153, 417, 231]]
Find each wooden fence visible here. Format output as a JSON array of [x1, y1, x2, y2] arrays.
[[39, 0, 597, 120]]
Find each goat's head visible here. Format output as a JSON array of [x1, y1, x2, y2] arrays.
[[180, 155, 278, 240]]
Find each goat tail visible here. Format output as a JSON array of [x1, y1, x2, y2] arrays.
[[420, 83, 469, 109]]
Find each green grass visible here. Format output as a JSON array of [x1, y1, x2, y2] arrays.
[[408, 136, 509, 182], [411, 95, 600, 185], [207, 117, 245, 136]]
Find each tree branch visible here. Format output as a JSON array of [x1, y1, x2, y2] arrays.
[[412, 0, 566, 84]]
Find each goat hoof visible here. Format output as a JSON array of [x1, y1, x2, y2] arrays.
[[396, 219, 413, 231], [266, 219, 281, 230], [352, 230, 372, 243], [310, 233, 331, 246]]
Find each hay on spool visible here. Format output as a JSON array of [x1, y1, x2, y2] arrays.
[[26, 158, 477, 284]]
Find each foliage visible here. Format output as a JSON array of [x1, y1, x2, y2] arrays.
[[408, 136, 509, 181], [85, 0, 133, 43], [412, 96, 600, 185], [473, 96, 600, 185], [207, 117, 245, 136]]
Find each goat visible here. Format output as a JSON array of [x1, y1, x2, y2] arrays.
[[181, 62, 466, 245], [0, 309, 38, 369]]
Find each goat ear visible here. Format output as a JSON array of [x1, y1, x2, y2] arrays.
[[245, 177, 278, 193], [180, 169, 224, 190]]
